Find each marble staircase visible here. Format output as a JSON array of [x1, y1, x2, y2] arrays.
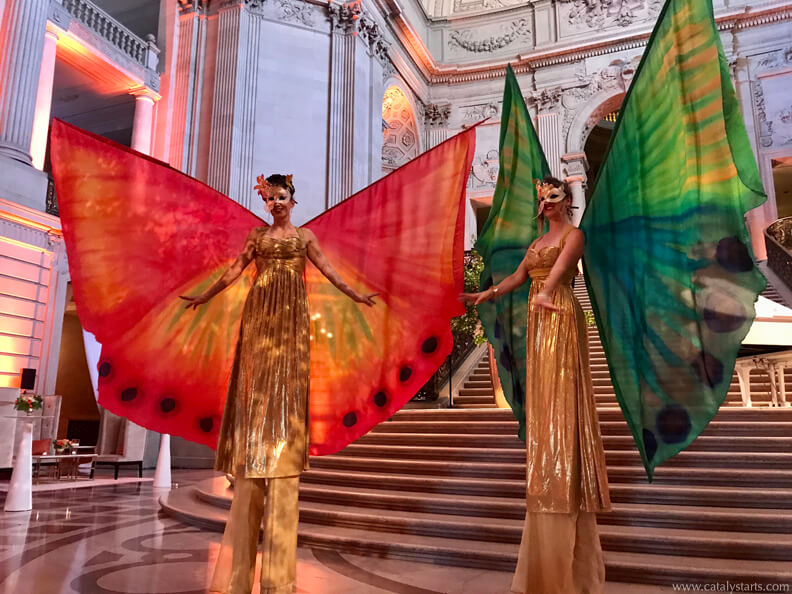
[[160, 278, 792, 588]]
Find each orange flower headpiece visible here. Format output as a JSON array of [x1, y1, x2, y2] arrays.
[[254, 174, 273, 198], [254, 174, 297, 203]]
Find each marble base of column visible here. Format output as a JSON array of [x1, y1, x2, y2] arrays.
[[0, 158, 48, 211]]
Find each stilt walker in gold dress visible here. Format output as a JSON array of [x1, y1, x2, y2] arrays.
[[461, 176, 611, 594], [181, 174, 377, 594]]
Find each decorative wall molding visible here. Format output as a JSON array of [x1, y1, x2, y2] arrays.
[[461, 101, 499, 122], [447, 18, 530, 53], [560, 58, 637, 143], [0, 219, 56, 252], [563, 0, 661, 29], [468, 149, 499, 189], [752, 79, 775, 148], [275, 0, 315, 26], [754, 46, 792, 72], [387, 2, 791, 86]]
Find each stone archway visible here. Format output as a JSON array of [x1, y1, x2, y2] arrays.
[[382, 84, 420, 173]]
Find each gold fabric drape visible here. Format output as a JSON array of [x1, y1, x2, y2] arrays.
[[215, 232, 311, 479], [512, 233, 611, 594]]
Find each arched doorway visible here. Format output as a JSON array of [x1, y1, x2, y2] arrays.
[[584, 109, 619, 200], [381, 85, 419, 175]]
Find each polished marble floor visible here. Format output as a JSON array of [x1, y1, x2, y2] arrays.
[[0, 470, 672, 594]]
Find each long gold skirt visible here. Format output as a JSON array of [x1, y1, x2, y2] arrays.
[[514, 272, 611, 593], [511, 511, 604, 594]]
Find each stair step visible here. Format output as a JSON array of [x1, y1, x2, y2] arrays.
[[358, 432, 792, 453], [301, 469, 792, 508], [337, 444, 792, 470], [160, 484, 792, 585]]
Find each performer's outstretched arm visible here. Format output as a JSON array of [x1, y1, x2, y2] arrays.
[[302, 228, 377, 306], [180, 228, 258, 309], [459, 247, 533, 306]]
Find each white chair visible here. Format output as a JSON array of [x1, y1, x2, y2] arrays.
[[91, 414, 146, 479]]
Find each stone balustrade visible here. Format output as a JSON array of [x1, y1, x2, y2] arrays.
[[56, 0, 159, 71]]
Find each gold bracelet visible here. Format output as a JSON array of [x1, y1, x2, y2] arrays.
[[492, 286, 500, 297]]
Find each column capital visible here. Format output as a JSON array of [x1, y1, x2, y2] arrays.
[[561, 152, 589, 176], [328, 1, 362, 34], [424, 103, 451, 128], [129, 86, 161, 102]]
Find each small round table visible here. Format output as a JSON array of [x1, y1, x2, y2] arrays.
[[3, 414, 53, 512]]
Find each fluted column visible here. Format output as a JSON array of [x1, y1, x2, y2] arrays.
[[130, 89, 159, 155], [0, 0, 49, 164], [30, 28, 59, 170], [533, 88, 563, 177], [423, 103, 451, 150], [327, 2, 360, 207]]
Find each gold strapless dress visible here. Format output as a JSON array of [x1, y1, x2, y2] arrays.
[[214, 229, 310, 479], [511, 231, 611, 594]]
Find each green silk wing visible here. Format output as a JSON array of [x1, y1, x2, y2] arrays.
[[475, 65, 550, 440], [580, 0, 766, 479]]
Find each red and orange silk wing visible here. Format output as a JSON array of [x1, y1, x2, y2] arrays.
[[50, 119, 475, 452], [50, 119, 259, 443], [304, 130, 474, 454]]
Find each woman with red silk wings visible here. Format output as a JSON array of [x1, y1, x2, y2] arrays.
[[49, 119, 476, 594], [181, 172, 376, 593]]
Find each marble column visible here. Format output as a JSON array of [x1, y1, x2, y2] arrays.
[[30, 28, 59, 170], [327, 2, 361, 207], [0, 0, 48, 164], [533, 89, 563, 177], [130, 89, 159, 155], [562, 152, 588, 226], [423, 103, 451, 150]]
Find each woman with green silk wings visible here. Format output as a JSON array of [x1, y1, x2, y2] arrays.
[[461, 176, 610, 594], [182, 174, 376, 594]]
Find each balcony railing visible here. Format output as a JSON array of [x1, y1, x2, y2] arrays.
[[57, 0, 158, 70]]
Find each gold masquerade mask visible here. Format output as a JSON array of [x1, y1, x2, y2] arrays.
[[254, 174, 297, 203], [534, 180, 567, 216]]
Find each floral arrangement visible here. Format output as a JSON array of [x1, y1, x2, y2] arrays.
[[13, 393, 42, 413], [54, 439, 79, 454]]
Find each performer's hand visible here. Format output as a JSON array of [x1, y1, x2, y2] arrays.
[[458, 289, 492, 305], [533, 292, 559, 312], [356, 292, 378, 306], [180, 294, 209, 310]]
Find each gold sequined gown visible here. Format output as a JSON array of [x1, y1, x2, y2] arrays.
[[214, 230, 310, 479], [511, 230, 611, 594], [211, 229, 310, 594]]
